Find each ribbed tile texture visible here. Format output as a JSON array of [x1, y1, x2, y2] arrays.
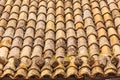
[[0, 0, 120, 80]]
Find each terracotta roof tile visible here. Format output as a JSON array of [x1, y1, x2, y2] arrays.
[[0, 0, 120, 80]]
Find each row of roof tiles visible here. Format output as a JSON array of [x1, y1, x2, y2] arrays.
[[0, 0, 120, 80]]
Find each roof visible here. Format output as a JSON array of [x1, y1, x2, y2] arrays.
[[0, 0, 120, 80]]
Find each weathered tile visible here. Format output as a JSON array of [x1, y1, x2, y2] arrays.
[[0, 0, 120, 79], [1, 12, 10, 20]]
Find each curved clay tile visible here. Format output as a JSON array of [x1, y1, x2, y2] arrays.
[[38, 6, 46, 15], [56, 0, 64, 8], [20, 5, 29, 13], [11, 6, 20, 14], [13, 0, 21, 6], [36, 21, 45, 30], [56, 7, 64, 16]]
